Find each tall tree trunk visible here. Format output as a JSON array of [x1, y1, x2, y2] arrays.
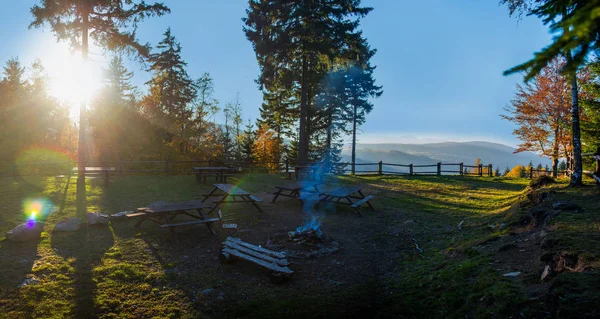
[[552, 125, 560, 177], [567, 57, 583, 186], [298, 54, 309, 165], [351, 104, 357, 175], [325, 112, 332, 170], [78, 4, 89, 184]]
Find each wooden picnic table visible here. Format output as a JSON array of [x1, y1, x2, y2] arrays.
[[193, 167, 231, 184], [272, 181, 322, 203], [201, 184, 264, 214], [72, 167, 116, 187], [127, 200, 217, 234], [310, 185, 375, 217]]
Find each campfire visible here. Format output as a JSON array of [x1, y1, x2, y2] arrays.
[[288, 228, 322, 243], [288, 216, 323, 244]]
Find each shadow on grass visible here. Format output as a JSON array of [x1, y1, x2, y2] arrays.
[[0, 239, 42, 289], [51, 225, 114, 318], [47, 177, 114, 318]]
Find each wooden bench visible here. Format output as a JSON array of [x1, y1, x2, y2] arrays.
[[249, 195, 263, 203], [220, 237, 293, 283], [350, 195, 375, 217]]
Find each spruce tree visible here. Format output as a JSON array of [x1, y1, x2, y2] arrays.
[[244, 0, 374, 164], [144, 28, 198, 155]]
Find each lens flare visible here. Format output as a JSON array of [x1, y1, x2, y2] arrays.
[[22, 197, 55, 228]]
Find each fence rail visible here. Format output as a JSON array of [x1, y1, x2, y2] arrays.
[[0, 159, 549, 179]]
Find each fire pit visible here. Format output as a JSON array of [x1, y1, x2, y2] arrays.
[[288, 229, 322, 243]]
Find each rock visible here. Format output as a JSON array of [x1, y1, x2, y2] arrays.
[[488, 225, 496, 231], [552, 201, 580, 211], [503, 271, 521, 277], [18, 276, 39, 288], [541, 265, 552, 281], [6, 222, 44, 242], [86, 212, 110, 225], [201, 288, 215, 296], [111, 211, 132, 219], [217, 292, 225, 301], [499, 223, 507, 230], [53, 218, 83, 232]]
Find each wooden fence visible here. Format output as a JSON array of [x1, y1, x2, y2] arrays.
[[0, 160, 497, 178]]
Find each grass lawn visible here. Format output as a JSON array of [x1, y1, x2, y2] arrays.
[[0, 173, 597, 318]]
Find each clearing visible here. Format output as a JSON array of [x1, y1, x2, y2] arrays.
[[0, 173, 598, 318]]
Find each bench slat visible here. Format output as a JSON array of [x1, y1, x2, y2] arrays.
[[351, 195, 374, 208], [249, 195, 263, 203], [160, 218, 219, 228], [126, 212, 146, 217]]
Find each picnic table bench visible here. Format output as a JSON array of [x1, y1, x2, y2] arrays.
[[271, 181, 322, 203], [202, 184, 264, 214], [126, 200, 226, 235], [302, 185, 374, 217], [72, 167, 116, 187], [193, 167, 231, 184]]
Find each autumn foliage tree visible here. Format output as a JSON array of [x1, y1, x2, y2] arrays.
[[502, 58, 588, 177], [252, 124, 281, 172]]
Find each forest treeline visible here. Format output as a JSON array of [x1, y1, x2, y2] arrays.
[[0, 0, 382, 170]]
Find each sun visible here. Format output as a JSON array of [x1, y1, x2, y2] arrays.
[[40, 41, 104, 118]]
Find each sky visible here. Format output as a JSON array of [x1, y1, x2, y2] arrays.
[[0, 0, 552, 147]]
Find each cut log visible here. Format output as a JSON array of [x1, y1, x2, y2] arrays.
[[222, 241, 289, 266], [225, 237, 286, 259], [221, 247, 293, 274]]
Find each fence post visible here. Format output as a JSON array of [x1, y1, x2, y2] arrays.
[[119, 160, 124, 176], [595, 147, 600, 176], [488, 164, 493, 177], [378, 161, 383, 175], [529, 166, 533, 179], [164, 160, 169, 176], [459, 163, 464, 176], [478, 164, 483, 176], [285, 159, 289, 174], [208, 159, 212, 167], [437, 162, 441, 176], [351, 161, 355, 175], [409, 164, 413, 176]]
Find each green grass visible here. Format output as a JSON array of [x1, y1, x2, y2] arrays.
[[0, 173, 597, 318]]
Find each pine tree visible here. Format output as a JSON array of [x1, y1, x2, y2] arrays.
[[503, 167, 511, 176], [494, 167, 501, 177], [244, 0, 374, 164], [143, 28, 199, 156], [345, 64, 383, 174], [30, 0, 169, 182], [559, 160, 567, 171], [241, 120, 255, 165]]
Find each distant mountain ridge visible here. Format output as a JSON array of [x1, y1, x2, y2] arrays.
[[341, 141, 549, 172]]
